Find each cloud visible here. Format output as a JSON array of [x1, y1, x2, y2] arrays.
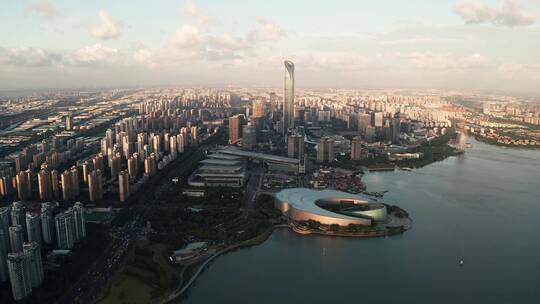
[[0, 45, 121, 68], [90, 11, 124, 40], [134, 17, 286, 68], [67, 44, 120, 65], [24, 1, 61, 20], [0, 47, 62, 67], [454, 0, 537, 27], [248, 17, 286, 43]]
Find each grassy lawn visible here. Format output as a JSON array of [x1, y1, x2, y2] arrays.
[[99, 274, 154, 304], [98, 242, 179, 304]]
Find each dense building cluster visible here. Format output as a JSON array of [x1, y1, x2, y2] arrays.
[[0, 201, 85, 301]]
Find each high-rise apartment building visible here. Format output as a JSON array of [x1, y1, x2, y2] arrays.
[[350, 136, 364, 161], [287, 134, 305, 159], [118, 171, 130, 203], [242, 124, 257, 150], [316, 137, 334, 164], [25, 213, 42, 246], [61, 170, 73, 201], [11, 202, 25, 235], [357, 113, 371, 137], [51, 169, 60, 199], [9, 225, 24, 253], [23, 242, 43, 288], [7, 252, 32, 301], [55, 210, 75, 249], [40, 203, 55, 246], [88, 170, 103, 202], [16, 171, 31, 201], [65, 113, 74, 131], [0, 229, 9, 283], [252, 100, 265, 118], [229, 115, 244, 144], [73, 202, 86, 241], [70, 166, 79, 197], [37, 169, 52, 200]]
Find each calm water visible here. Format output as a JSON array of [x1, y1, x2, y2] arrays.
[[185, 138, 540, 304]]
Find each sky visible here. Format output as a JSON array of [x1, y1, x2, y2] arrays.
[[0, 0, 539, 94]]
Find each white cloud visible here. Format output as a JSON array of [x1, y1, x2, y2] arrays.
[[248, 17, 286, 43], [90, 11, 124, 40], [24, 1, 61, 21], [0, 47, 62, 67], [455, 0, 537, 27], [67, 44, 119, 65]]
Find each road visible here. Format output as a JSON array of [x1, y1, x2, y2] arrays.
[[242, 163, 263, 216]]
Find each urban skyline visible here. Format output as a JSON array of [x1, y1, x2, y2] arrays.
[[1, 0, 540, 95], [1, 1, 540, 303]]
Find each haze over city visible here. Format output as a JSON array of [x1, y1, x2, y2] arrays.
[[1, 0, 540, 94]]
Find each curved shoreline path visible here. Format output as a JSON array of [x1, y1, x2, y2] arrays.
[[162, 227, 274, 304]]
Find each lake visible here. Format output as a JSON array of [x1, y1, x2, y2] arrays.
[[185, 138, 540, 304]]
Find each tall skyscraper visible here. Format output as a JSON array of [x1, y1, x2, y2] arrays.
[[25, 213, 42, 246], [23, 242, 43, 288], [7, 252, 32, 301], [283, 60, 295, 134]]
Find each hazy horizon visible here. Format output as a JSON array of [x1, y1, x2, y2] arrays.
[[1, 0, 539, 94]]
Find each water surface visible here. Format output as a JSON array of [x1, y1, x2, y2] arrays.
[[185, 139, 540, 304]]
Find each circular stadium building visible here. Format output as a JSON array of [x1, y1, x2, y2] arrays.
[[275, 188, 387, 226]]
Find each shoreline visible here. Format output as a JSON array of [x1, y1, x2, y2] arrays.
[[472, 134, 540, 150], [164, 214, 412, 303]]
